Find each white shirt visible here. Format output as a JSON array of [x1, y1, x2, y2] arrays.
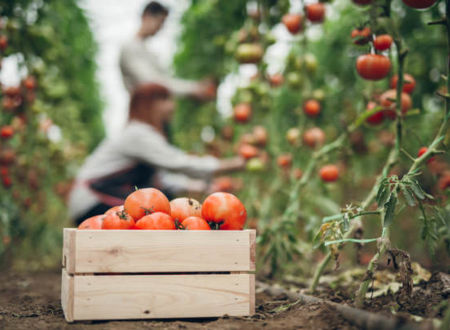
[[119, 36, 200, 95], [68, 120, 220, 219]]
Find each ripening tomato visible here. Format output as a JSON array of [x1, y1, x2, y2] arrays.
[[78, 215, 105, 230], [170, 197, 202, 223], [211, 176, 234, 192], [124, 188, 171, 221], [366, 101, 384, 125], [293, 168, 303, 180], [233, 103, 252, 123], [181, 216, 211, 230], [282, 14, 303, 34], [373, 34, 393, 51], [305, 3, 325, 23], [402, 0, 436, 9], [303, 99, 321, 117], [135, 212, 175, 230], [102, 210, 135, 229], [105, 205, 124, 215], [252, 125, 268, 146], [235, 43, 264, 64], [390, 74, 416, 94], [380, 89, 412, 118], [239, 144, 259, 159], [286, 128, 300, 146], [417, 147, 436, 163], [0, 35, 7, 51], [0, 149, 15, 166], [303, 127, 325, 148], [23, 76, 36, 90], [356, 54, 391, 80], [320, 165, 339, 182], [0, 125, 14, 139], [0, 166, 8, 177], [351, 27, 371, 45], [269, 73, 284, 87], [202, 192, 247, 230], [277, 154, 292, 169]]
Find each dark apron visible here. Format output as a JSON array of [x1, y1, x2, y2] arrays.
[[74, 163, 173, 225]]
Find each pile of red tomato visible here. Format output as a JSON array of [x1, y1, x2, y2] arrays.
[[78, 189, 247, 231]]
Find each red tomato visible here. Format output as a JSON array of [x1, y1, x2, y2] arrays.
[[78, 215, 105, 230], [181, 216, 211, 230], [417, 147, 435, 163], [380, 89, 412, 118], [438, 172, 450, 191], [124, 188, 171, 221], [366, 101, 384, 125], [238, 144, 259, 159], [305, 3, 325, 23], [351, 27, 371, 45], [23, 76, 36, 90], [170, 197, 202, 222], [135, 212, 176, 230], [102, 210, 135, 229], [402, 0, 436, 9], [3, 86, 20, 97], [356, 54, 391, 80], [282, 14, 303, 34], [303, 99, 321, 117], [0, 166, 8, 177], [277, 154, 292, 169], [320, 165, 339, 182], [0, 125, 14, 139], [373, 34, 393, 51], [233, 103, 252, 123], [0, 35, 7, 51], [202, 192, 247, 230], [2, 176, 12, 188], [105, 205, 124, 215], [252, 125, 268, 146], [390, 74, 416, 94], [269, 73, 284, 87]]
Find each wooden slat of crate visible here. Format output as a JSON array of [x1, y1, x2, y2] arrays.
[[63, 229, 255, 274], [61, 269, 254, 322]]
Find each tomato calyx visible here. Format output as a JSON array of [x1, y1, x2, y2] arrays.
[[174, 219, 185, 230], [207, 220, 224, 230], [117, 210, 131, 221], [140, 206, 155, 215]]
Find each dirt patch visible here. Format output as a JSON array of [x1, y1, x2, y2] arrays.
[[0, 270, 359, 330]]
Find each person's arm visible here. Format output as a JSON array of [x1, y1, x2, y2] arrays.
[[156, 170, 208, 194], [118, 123, 244, 179], [120, 42, 207, 97]]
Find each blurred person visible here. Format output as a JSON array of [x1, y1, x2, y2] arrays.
[[119, 1, 214, 100], [68, 83, 244, 225]]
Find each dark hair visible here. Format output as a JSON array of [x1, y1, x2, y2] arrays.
[[142, 1, 169, 17], [129, 83, 170, 115]]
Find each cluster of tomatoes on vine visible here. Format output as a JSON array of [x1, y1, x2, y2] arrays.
[[78, 188, 247, 231]]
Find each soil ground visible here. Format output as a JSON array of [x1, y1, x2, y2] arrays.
[[0, 270, 447, 329]]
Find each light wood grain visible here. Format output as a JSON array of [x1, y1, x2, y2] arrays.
[[64, 229, 256, 273], [63, 228, 76, 274], [249, 273, 255, 315], [71, 274, 252, 320], [61, 269, 74, 322]]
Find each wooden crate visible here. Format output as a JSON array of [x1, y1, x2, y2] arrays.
[[61, 228, 256, 322]]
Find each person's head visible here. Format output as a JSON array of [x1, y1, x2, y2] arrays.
[[139, 1, 169, 38], [129, 83, 174, 129]]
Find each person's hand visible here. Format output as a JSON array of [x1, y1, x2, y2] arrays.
[[217, 157, 246, 173], [192, 79, 216, 101]]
